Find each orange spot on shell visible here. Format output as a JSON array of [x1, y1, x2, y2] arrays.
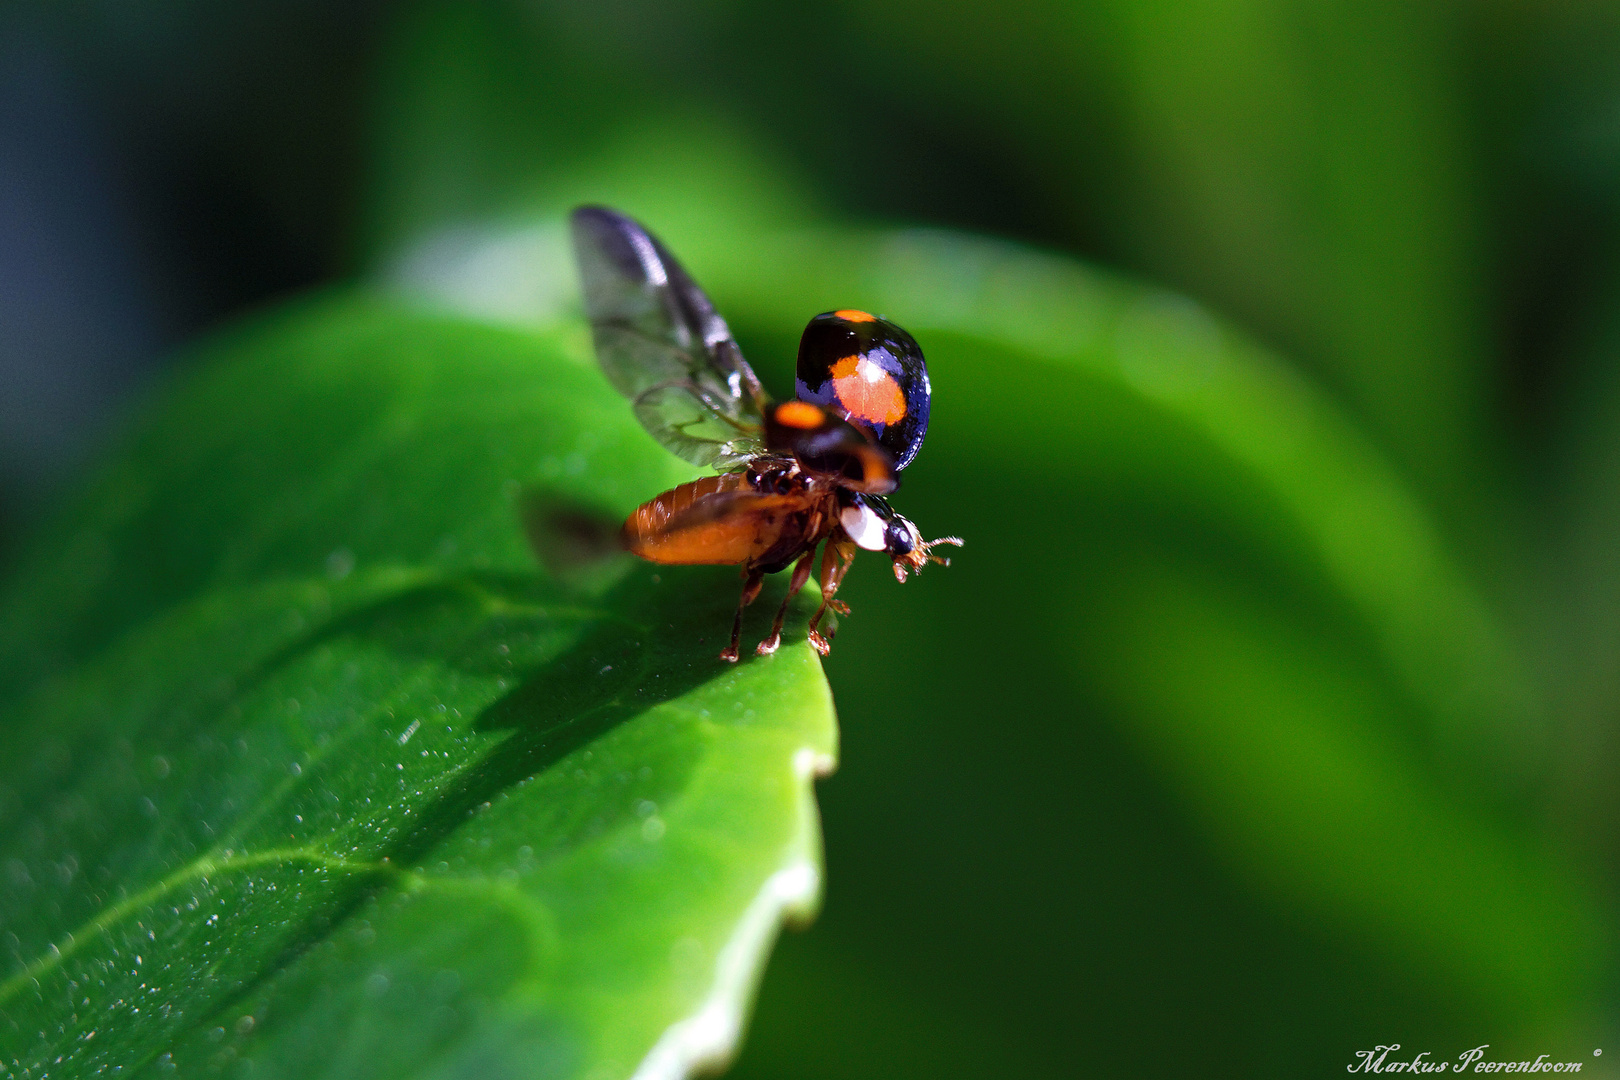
[[775, 401, 825, 429], [834, 309, 877, 323], [829, 355, 907, 426]]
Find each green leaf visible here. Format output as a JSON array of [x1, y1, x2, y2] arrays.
[[0, 294, 837, 1077]]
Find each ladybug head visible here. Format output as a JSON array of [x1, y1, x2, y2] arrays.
[[835, 491, 962, 582]]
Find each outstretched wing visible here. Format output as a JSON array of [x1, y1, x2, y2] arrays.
[[570, 206, 767, 470], [623, 473, 812, 566]]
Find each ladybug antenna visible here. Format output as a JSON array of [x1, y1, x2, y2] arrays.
[[923, 535, 963, 566], [893, 534, 963, 582]]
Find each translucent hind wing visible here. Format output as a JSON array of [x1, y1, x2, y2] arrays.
[[633, 382, 764, 471], [571, 206, 766, 467]]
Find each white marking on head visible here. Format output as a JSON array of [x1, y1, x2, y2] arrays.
[[839, 503, 887, 551]]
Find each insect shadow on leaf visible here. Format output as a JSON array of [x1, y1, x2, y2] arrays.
[[517, 486, 629, 588]]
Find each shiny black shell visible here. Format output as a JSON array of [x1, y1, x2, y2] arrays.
[[795, 310, 931, 470]]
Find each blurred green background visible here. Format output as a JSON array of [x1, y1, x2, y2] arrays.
[[3, 0, 1618, 1074]]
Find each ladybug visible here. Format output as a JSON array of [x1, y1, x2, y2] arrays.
[[570, 206, 960, 661]]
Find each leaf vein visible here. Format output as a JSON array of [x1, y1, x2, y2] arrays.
[[0, 847, 396, 1007]]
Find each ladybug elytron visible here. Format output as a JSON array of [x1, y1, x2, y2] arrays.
[[570, 206, 960, 661]]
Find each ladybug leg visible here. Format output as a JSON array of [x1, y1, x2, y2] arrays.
[[806, 546, 838, 654], [721, 567, 766, 662], [757, 546, 817, 656], [807, 540, 856, 656]]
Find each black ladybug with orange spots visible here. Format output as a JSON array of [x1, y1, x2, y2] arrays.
[[571, 205, 961, 661]]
